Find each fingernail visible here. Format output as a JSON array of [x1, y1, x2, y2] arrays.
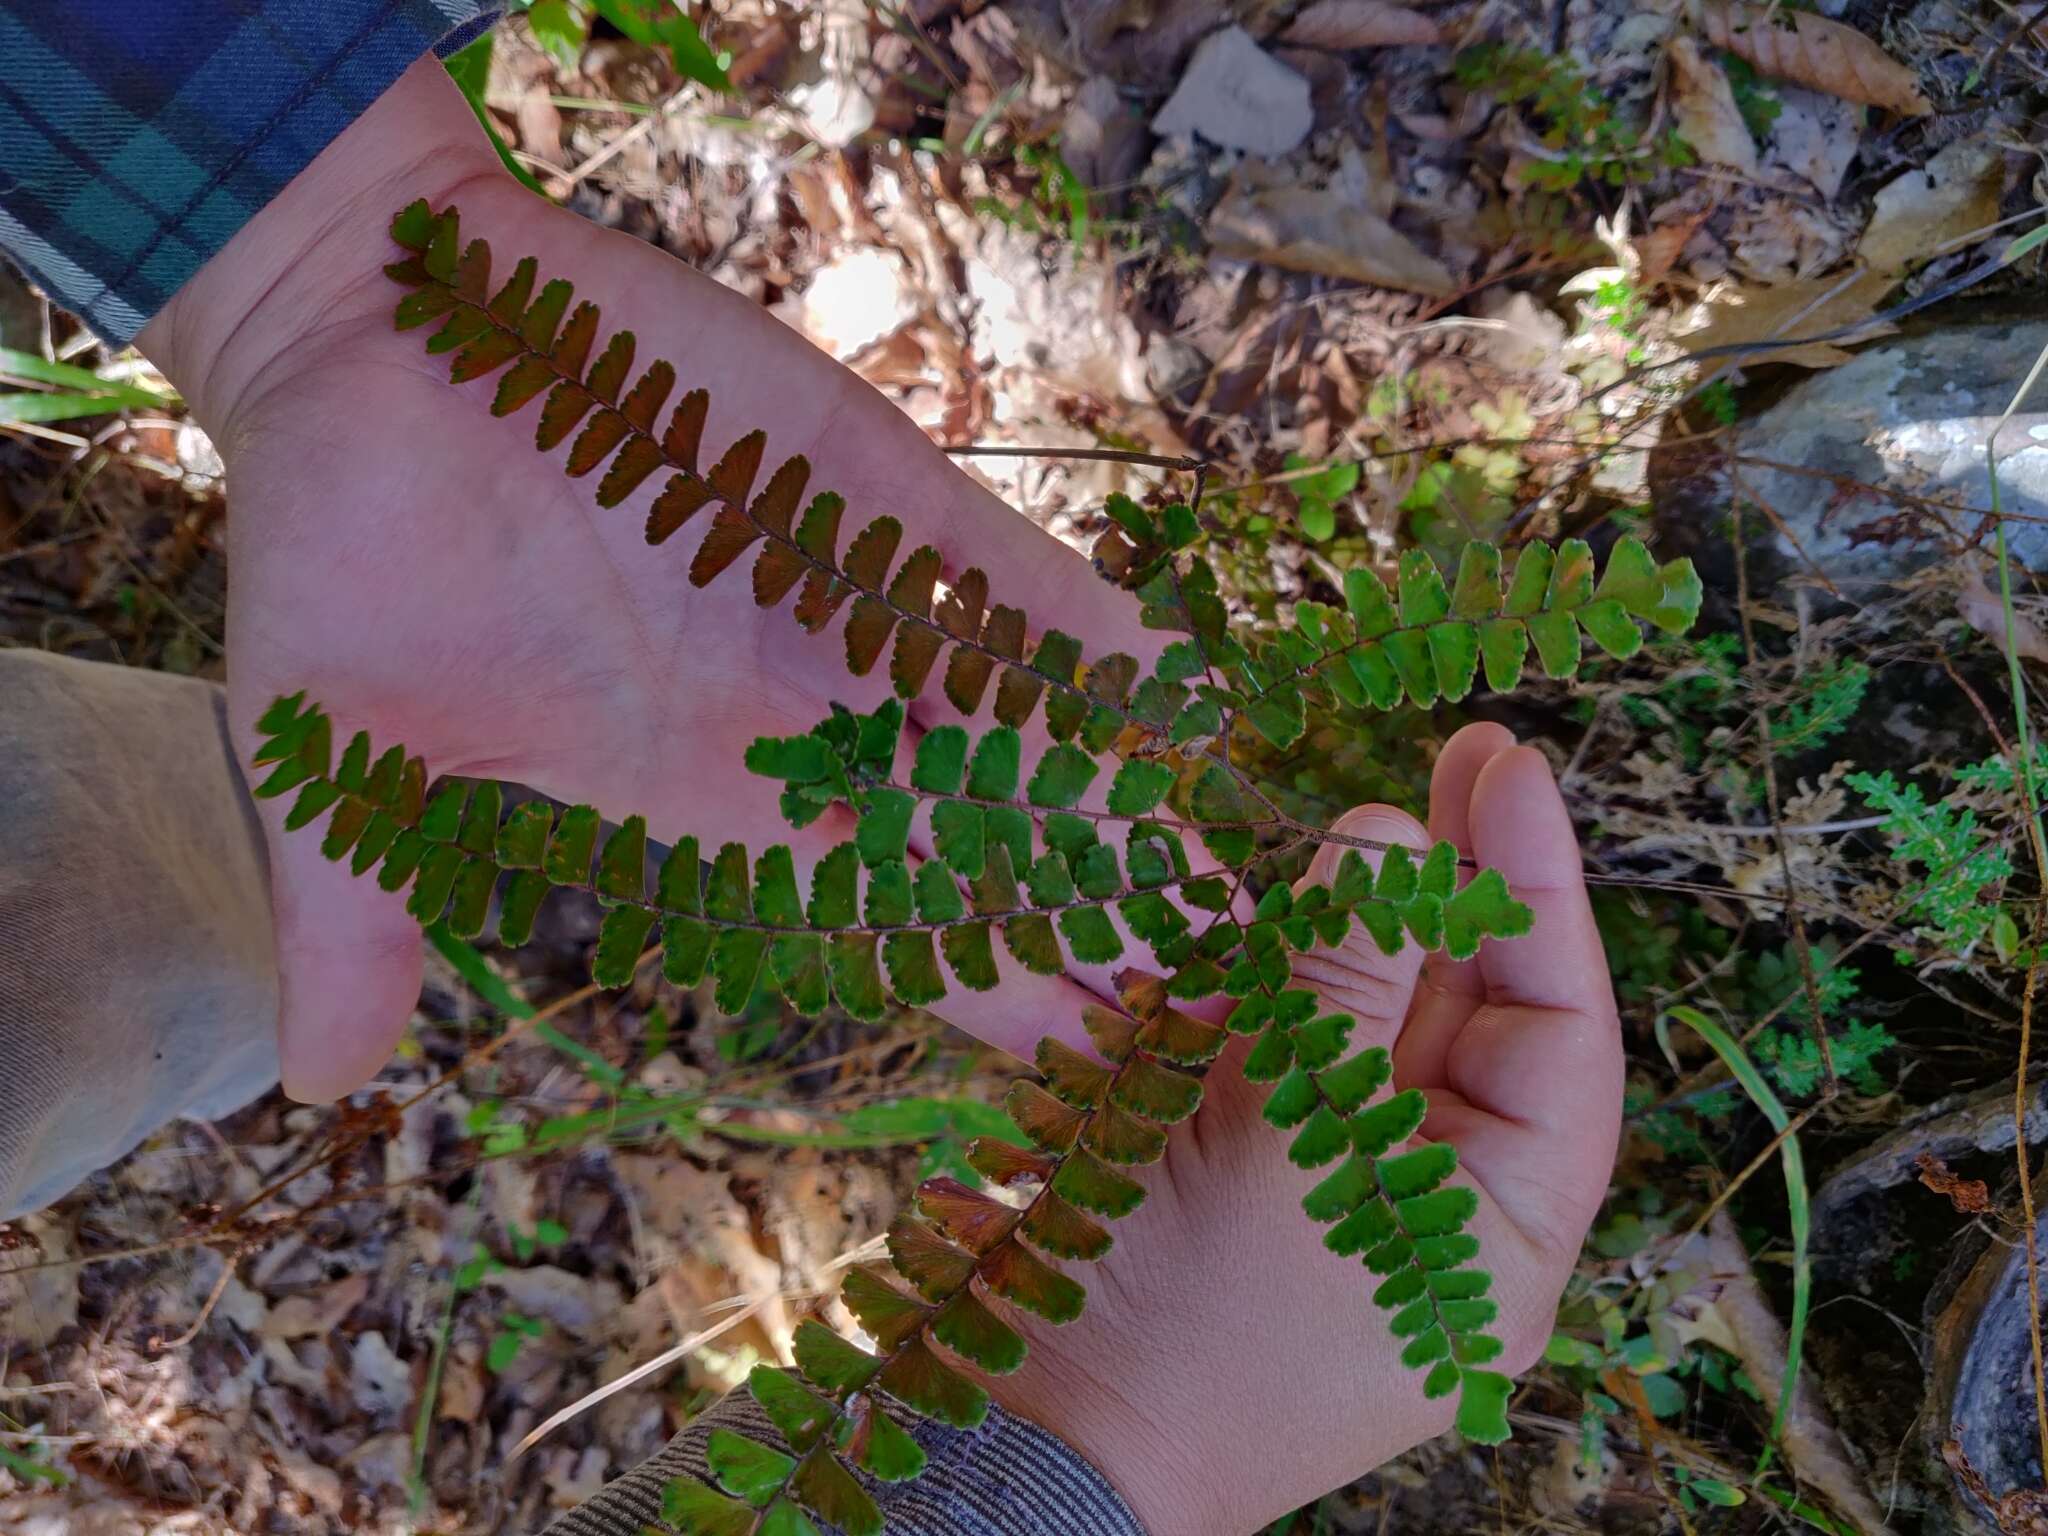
[[1330, 807, 1427, 850], [1311, 807, 1427, 883]]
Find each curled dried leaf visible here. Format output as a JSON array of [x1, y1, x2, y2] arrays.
[[1666, 35, 1759, 176], [1687, 0, 1931, 114], [1208, 172, 1455, 297], [1281, 0, 1442, 48]]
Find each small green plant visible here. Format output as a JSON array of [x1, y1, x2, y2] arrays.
[[246, 201, 1701, 1534], [1619, 633, 1867, 780], [1718, 51, 1783, 140], [1671, 1465, 1748, 1511], [488, 1310, 548, 1373], [510, 1218, 572, 1262], [1590, 274, 1652, 366], [518, 0, 730, 89], [1455, 45, 1695, 190], [449, 1221, 570, 1375], [1545, 1280, 1711, 1464], [971, 137, 1183, 255], [839, 1096, 1029, 1188], [1848, 757, 2033, 961], [465, 1097, 531, 1157], [1741, 941, 1894, 1098], [1283, 455, 1360, 543], [0, 1441, 70, 1489], [1399, 393, 1533, 568], [1772, 658, 1870, 752], [1696, 377, 1741, 426]]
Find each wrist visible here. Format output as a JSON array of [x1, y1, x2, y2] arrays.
[[990, 1340, 1235, 1535], [137, 54, 508, 443]]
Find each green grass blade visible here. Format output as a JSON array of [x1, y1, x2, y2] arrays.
[[0, 346, 176, 408], [0, 390, 151, 424], [1666, 1005, 1809, 1467]]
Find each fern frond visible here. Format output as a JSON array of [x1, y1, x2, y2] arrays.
[[384, 200, 1148, 749], [1181, 887, 1521, 1443], [1215, 537, 1703, 753], [656, 970, 1214, 1534], [251, 694, 1524, 1020]]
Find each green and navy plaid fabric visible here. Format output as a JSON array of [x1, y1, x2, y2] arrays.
[[0, 1, 494, 344]]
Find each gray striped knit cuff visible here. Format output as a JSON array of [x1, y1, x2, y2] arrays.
[[541, 1390, 1147, 1536]]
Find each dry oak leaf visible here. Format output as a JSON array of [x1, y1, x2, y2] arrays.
[[1686, 0, 1931, 115], [1281, 0, 1442, 48], [1208, 169, 1456, 295], [1678, 136, 2002, 367], [1668, 34, 1760, 176], [1854, 134, 2004, 275], [1957, 566, 2048, 664], [261, 1271, 371, 1341]]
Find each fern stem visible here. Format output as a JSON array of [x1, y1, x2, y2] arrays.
[[1231, 919, 1507, 1423], [737, 1035, 1172, 1531], [877, 776, 1437, 864], [429, 286, 1151, 738]]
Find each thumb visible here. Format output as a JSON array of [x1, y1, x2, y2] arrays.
[[1291, 805, 1430, 1049], [264, 814, 424, 1102]]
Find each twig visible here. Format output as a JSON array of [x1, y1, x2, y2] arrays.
[[942, 441, 1204, 472], [1612, 814, 1889, 838], [146, 1248, 241, 1353], [1986, 335, 2048, 1478], [506, 1235, 885, 1464], [1967, 0, 2048, 87], [1731, 495, 1839, 1093]]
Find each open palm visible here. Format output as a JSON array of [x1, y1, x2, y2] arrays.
[[154, 64, 1154, 1098], [982, 726, 1620, 1534]]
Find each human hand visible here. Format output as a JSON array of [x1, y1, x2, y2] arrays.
[[138, 57, 1158, 1100], [985, 723, 1620, 1535]]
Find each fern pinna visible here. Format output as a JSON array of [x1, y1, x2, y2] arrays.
[[251, 201, 1702, 1534]]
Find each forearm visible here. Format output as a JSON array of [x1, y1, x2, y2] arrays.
[[546, 1391, 1145, 1536], [0, 653, 279, 1217]]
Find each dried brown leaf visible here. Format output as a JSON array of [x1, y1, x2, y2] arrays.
[[1208, 172, 1455, 296], [1688, 0, 1931, 114], [1855, 136, 2004, 276], [1679, 138, 2002, 368], [1151, 25, 1314, 156], [1916, 1150, 1995, 1214], [1667, 35, 1759, 176], [1958, 565, 2048, 664], [1280, 0, 1441, 48], [262, 1271, 371, 1341]]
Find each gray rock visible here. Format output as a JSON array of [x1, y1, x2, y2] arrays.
[[1734, 321, 2048, 581], [1150, 25, 1313, 158]]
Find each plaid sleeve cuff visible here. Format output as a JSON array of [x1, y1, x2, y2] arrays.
[[542, 1390, 1149, 1536], [0, 1, 498, 344]]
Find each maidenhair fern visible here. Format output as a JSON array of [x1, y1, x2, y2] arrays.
[[250, 201, 1704, 1535]]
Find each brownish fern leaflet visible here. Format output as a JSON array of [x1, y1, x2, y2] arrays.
[[250, 200, 1704, 1535]]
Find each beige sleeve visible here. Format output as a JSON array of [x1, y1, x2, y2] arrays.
[[0, 650, 279, 1217]]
